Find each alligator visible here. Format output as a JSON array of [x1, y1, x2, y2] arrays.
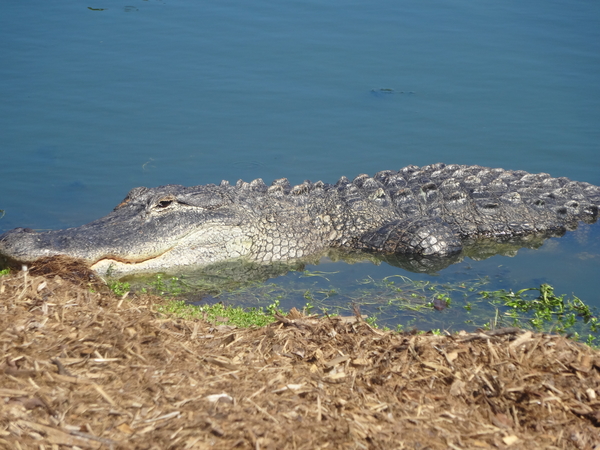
[[0, 163, 598, 277]]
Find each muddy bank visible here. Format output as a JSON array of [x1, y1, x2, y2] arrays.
[[1, 271, 600, 449]]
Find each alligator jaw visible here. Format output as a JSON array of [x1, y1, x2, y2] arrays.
[[0, 227, 171, 272], [0, 224, 252, 277], [89, 249, 175, 276], [89, 225, 254, 277]]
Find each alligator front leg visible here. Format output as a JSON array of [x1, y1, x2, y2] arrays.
[[359, 218, 463, 256]]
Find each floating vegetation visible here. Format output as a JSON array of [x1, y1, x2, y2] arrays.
[[479, 284, 600, 346], [130, 268, 600, 346]]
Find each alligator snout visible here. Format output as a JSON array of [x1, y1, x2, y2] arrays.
[[2, 227, 37, 236], [0, 227, 64, 266], [0, 228, 39, 250]]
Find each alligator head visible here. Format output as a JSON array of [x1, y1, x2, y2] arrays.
[[0, 184, 254, 276]]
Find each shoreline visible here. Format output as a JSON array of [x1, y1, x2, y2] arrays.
[[2, 271, 600, 448]]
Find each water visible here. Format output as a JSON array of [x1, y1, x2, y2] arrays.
[[1, 1, 599, 325]]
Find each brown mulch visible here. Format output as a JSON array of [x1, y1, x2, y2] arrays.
[[1, 269, 600, 450]]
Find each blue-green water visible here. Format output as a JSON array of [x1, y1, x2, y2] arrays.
[[1, 1, 599, 325]]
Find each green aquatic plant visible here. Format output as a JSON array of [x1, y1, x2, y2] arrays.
[[303, 301, 314, 315], [479, 284, 599, 344], [365, 315, 380, 328], [300, 270, 339, 281], [148, 274, 188, 296], [157, 299, 282, 328], [106, 279, 131, 297]]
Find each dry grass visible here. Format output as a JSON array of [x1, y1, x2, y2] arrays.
[[1, 268, 600, 449]]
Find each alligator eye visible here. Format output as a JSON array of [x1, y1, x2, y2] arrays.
[[155, 196, 177, 209]]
